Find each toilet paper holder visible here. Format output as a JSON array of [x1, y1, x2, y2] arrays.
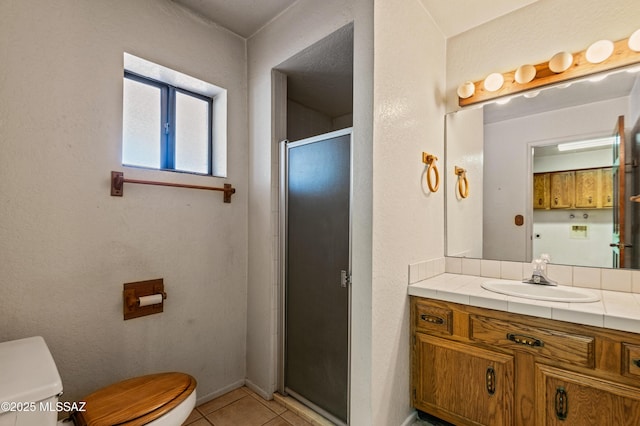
[[123, 278, 167, 320]]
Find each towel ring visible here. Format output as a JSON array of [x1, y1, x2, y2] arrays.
[[455, 166, 469, 199], [423, 153, 440, 192]]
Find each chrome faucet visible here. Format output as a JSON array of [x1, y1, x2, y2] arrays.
[[523, 254, 557, 286]]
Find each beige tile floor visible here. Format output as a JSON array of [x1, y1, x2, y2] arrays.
[[182, 385, 444, 426], [182, 386, 315, 426]]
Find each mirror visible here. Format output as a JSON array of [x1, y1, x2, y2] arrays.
[[446, 66, 640, 269]]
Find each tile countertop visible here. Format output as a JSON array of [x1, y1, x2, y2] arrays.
[[408, 273, 640, 334]]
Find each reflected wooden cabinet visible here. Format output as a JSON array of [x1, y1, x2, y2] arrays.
[[574, 169, 599, 208], [550, 171, 574, 209], [600, 167, 613, 207], [534, 167, 612, 210], [533, 173, 550, 209], [411, 297, 640, 426]]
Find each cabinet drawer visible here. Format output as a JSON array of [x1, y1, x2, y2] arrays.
[[623, 343, 640, 379], [414, 302, 452, 335], [470, 315, 594, 368]]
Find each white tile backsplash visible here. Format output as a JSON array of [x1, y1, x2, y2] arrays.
[[438, 257, 640, 294], [425, 260, 434, 279], [409, 257, 446, 283], [547, 264, 572, 286], [480, 259, 501, 278], [445, 257, 462, 274], [601, 269, 632, 292], [500, 261, 523, 280], [461, 258, 481, 276], [409, 263, 420, 284], [418, 262, 427, 281], [573, 267, 602, 289], [418, 257, 640, 295]]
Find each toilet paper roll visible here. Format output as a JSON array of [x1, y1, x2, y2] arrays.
[[139, 294, 163, 307]]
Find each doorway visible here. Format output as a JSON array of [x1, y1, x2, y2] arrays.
[[280, 129, 352, 425], [273, 22, 354, 425]]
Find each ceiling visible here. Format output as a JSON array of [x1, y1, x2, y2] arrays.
[[276, 24, 354, 117], [173, 0, 540, 40], [173, 0, 297, 38], [418, 0, 539, 38], [171, 0, 541, 118]]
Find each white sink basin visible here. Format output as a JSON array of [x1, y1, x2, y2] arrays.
[[481, 280, 600, 303]]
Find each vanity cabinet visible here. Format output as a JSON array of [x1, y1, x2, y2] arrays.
[[536, 364, 640, 425], [414, 334, 514, 425], [411, 297, 640, 426]]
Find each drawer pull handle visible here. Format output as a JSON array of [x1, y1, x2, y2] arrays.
[[633, 359, 640, 368], [420, 314, 445, 325], [486, 366, 496, 396], [506, 333, 544, 347], [555, 386, 568, 421]]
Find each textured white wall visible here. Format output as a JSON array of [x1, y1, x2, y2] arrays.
[[246, 3, 374, 425], [0, 0, 248, 404], [372, 0, 446, 424]]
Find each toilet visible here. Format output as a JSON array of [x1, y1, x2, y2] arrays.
[[0, 336, 196, 426]]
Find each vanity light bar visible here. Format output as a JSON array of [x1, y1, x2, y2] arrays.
[[471, 64, 633, 110], [458, 33, 640, 107], [556, 137, 615, 152]]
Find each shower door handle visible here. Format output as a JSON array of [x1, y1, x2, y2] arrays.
[[340, 270, 351, 288]]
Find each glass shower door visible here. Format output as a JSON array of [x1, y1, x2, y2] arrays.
[[282, 128, 352, 425]]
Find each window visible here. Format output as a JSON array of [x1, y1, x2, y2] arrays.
[[122, 53, 227, 177]]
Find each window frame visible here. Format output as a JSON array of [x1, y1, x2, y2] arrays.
[[123, 70, 214, 176]]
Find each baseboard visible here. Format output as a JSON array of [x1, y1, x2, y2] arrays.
[[195, 378, 246, 406], [244, 378, 272, 400], [401, 410, 418, 426]]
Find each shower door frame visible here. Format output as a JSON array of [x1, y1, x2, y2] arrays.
[[278, 127, 353, 426]]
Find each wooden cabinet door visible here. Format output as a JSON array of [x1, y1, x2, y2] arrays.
[[550, 171, 574, 209], [536, 364, 640, 425], [533, 173, 550, 209], [574, 169, 599, 208], [600, 167, 613, 207], [414, 333, 514, 425]]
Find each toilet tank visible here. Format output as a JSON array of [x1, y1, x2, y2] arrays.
[[0, 336, 63, 426]]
